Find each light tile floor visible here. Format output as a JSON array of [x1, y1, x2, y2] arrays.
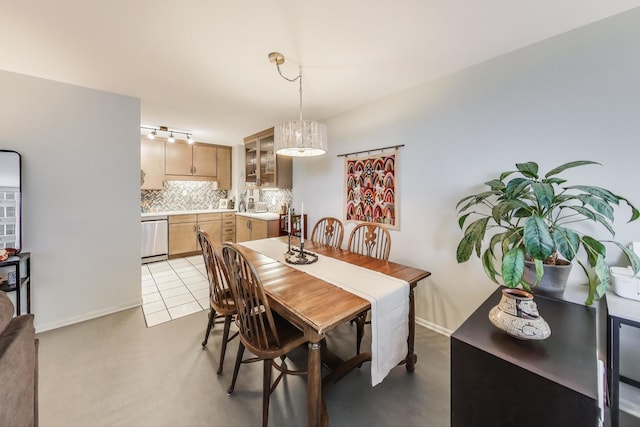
[[141, 255, 209, 327]]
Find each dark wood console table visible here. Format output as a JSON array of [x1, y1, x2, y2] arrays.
[[0, 252, 31, 315], [606, 292, 640, 427], [451, 287, 600, 427]]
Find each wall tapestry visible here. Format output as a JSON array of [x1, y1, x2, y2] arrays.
[[344, 149, 398, 229]]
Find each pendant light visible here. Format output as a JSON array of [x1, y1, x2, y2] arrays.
[[269, 52, 327, 157]]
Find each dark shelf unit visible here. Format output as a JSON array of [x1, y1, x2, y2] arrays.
[[0, 252, 31, 315], [278, 214, 307, 239], [451, 287, 600, 427]]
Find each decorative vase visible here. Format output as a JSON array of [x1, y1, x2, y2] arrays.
[[488, 288, 551, 340], [523, 259, 572, 298]]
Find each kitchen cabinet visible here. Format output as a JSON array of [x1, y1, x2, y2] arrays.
[[166, 141, 216, 177], [164, 142, 232, 189], [222, 212, 236, 243], [244, 128, 292, 189], [168, 212, 229, 256], [235, 215, 280, 243], [140, 138, 165, 189]]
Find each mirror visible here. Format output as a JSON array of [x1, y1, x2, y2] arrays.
[[0, 150, 21, 252]]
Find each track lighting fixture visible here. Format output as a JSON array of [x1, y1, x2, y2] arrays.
[[141, 125, 194, 144]]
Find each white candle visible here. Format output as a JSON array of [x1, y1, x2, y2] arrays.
[[301, 202, 304, 244], [288, 207, 292, 236]]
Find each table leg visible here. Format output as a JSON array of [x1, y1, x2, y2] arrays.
[[610, 316, 621, 427], [406, 287, 417, 372], [15, 261, 21, 316], [307, 341, 322, 427]]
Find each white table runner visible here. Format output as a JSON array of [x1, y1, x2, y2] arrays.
[[239, 238, 409, 386]]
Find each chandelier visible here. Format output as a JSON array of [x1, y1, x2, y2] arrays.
[[269, 52, 327, 157]]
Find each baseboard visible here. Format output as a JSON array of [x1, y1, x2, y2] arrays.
[[34, 298, 142, 333], [416, 316, 453, 337]]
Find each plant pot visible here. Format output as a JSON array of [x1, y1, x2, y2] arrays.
[[524, 259, 572, 298], [488, 288, 551, 340]]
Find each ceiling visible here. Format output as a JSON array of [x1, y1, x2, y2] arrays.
[[2, 1, 640, 145]]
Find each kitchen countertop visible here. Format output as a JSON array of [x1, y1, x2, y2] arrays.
[[141, 209, 281, 220], [141, 208, 236, 218], [235, 212, 280, 220]]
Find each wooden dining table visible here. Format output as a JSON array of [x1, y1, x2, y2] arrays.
[[237, 236, 431, 427]]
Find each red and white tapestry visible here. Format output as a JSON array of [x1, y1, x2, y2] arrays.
[[344, 150, 398, 229]]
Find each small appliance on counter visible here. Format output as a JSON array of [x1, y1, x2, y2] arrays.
[[255, 202, 268, 213], [247, 197, 255, 212], [610, 241, 640, 301]]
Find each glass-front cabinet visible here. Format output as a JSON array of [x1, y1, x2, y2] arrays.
[[243, 128, 292, 189]]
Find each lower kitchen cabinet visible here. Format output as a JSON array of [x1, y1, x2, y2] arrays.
[[222, 212, 236, 243], [169, 212, 230, 257], [168, 215, 198, 255], [235, 215, 279, 242]]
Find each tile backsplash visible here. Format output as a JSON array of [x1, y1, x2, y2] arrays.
[[142, 181, 293, 214], [141, 181, 227, 212]]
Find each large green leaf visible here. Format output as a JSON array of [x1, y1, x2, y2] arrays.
[[502, 247, 525, 287], [545, 160, 600, 177], [505, 178, 531, 198], [594, 255, 610, 301], [609, 242, 640, 274], [568, 206, 596, 221], [567, 185, 619, 204], [456, 234, 476, 263], [456, 191, 501, 212], [499, 170, 517, 181], [582, 236, 606, 266], [576, 194, 614, 222], [458, 213, 471, 230], [491, 200, 529, 223], [523, 216, 554, 260], [543, 177, 567, 185], [617, 195, 640, 222], [457, 217, 489, 262], [484, 179, 505, 190], [482, 249, 499, 284], [516, 162, 539, 178], [532, 182, 554, 210], [552, 227, 580, 261]]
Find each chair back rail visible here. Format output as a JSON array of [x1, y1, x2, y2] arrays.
[[347, 222, 391, 261], [222, 242, 281, 351], [197, 230, 235, 314], [311, 217, 344, 248]]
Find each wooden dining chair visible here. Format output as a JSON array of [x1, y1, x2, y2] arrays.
[[311, 217, 344, 248], [198, 230, 238, 375], [347, 222, 392, 356], [221, 242, 309, 427]]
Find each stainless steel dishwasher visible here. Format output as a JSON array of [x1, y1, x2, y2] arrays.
[[141, 215, 168, 264]]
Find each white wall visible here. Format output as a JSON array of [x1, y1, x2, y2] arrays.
[[293, 8, 640, 332], [0, 70, 141, 332]]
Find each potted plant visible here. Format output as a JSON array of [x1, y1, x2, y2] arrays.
[[456, 160, 640, 306]]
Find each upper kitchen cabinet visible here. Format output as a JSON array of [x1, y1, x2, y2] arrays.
[[140, 138, 166, 190], [244, 127, 292, 189], [164, 141, 232, 190]]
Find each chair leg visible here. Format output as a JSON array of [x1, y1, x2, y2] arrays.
[[263, 359, 273, 427], [201, 308, 216, 348], [356, 314, 366, 355], [227, 342, 245, 395], [217, 315, 232, 375]]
